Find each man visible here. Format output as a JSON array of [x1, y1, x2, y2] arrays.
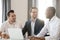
[[22, 7, 44, 37], [1, 10, 21, 39], [37, 7, 60, 40]]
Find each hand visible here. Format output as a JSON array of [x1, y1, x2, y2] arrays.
[[28, 36, 34, 39], [30, 37, 45, 40], [2, 34, 9, 39], [37, 37, 45, 40]]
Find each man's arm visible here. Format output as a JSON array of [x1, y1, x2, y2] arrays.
[[1, 23, 6, 33], [1, 23, 10, 39], [22, 22, 28, 36], [45, 23, 60, 40], [37, 25, 48, 37]]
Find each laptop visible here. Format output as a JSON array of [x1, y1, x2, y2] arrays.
[[8, 28, 24, 40]]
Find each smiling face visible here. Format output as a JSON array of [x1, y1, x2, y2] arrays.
[[31, 8, 38, 19], [8, 12, 16, 22], [46, 7, 55, 19]]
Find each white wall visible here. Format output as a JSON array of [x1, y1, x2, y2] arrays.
[[11, 0, 28, 26], [11, 0, 60, 26]]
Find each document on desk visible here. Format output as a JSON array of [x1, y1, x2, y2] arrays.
[[8, 28, 24, 40]]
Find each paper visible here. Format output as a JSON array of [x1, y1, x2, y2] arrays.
[[8, 28, 24, 40]]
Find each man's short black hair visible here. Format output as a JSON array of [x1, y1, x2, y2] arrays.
[[31, 7, 38, 10], [48, 7, 56, 15], [7, 10, 14, 16], [30, 7, 38, 13]]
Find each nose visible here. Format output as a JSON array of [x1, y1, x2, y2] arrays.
[[13, 17, 16, 19]]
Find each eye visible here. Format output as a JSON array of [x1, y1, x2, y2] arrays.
[[12, 15, 14, 17]]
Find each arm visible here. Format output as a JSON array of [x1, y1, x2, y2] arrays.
[[45, 23, 60, 40], [37, 24, 48, 37], [1, 23, 6, 33], [1, 23, 10, 39], [22, 22, 28, 36]]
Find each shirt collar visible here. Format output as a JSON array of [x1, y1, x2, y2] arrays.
[[49, 15, 56, 22], [31, 18, 37, 22]]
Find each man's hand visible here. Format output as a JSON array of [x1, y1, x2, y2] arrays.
[[28, 36, 34, 39], [30, 36, 45, 40], [2, 34, 9, 39]]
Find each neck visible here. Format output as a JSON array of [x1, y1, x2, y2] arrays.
[[8, 20, 14, 24], [49, 15, 54, 21], [49, 17, 52, 21], [31, 17, 36, 22]]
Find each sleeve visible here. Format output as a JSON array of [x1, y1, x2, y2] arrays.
[[22, 22, 28, 36], [41, 20, 44, 28], [53, 23, 60, 39], [45, 22, 60, 40], [37, 24, 48, 37], [1, 23, 6, 33]]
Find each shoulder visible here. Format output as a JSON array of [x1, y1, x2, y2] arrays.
[[36, 19, 44, 26], [2, 21, 8, 26], [55, 16, 60, 22], [37, 19, 44, 23], [1, 20, 8, 28], [25, 19, 31, 23]]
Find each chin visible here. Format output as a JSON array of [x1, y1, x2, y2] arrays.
[[13, 20, 16, 22], [34, 17, 36, 19]]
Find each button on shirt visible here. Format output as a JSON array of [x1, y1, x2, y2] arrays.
[[37, 16, 60, 40]]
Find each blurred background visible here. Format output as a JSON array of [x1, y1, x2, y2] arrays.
[[0, 0, 60, 28]]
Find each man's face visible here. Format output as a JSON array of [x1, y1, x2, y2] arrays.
[[8, 13, 16, 22], [31, 9, 38, 19], [46, 8, 54, 19]]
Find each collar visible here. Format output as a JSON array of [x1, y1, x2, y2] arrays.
[[49, 15, 56, 22], [30, 18, 37, 22]]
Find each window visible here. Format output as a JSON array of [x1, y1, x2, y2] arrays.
[[0, 0, 2, 28], [37, 0, 54, 22]]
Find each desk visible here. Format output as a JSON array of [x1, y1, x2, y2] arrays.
[[0, 39, 24, 40], [0, 38, 45, 40], [0, 36, 45, 40]]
